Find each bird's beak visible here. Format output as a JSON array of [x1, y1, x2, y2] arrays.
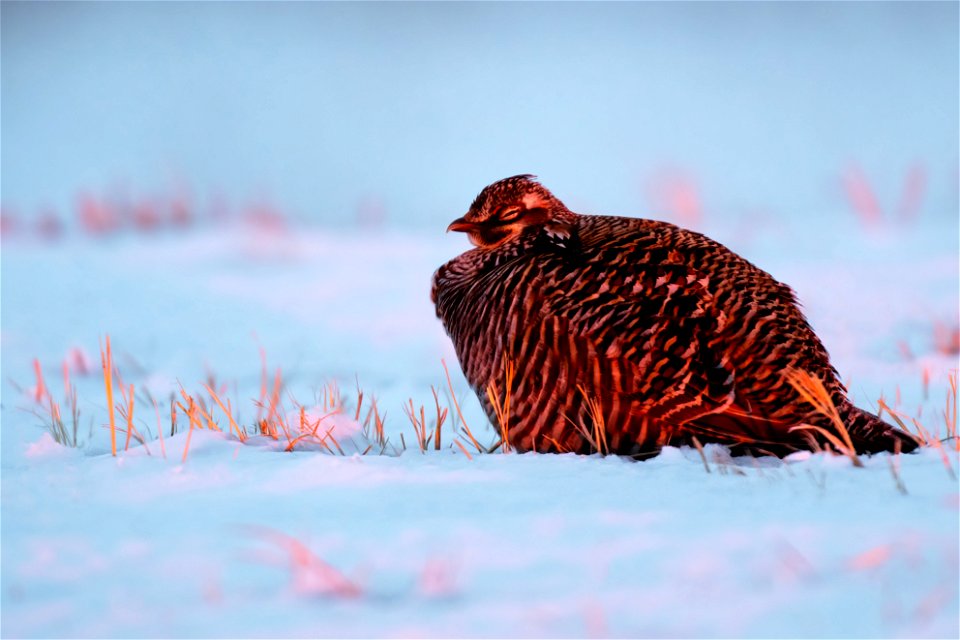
[[446, 216, 477, 233]]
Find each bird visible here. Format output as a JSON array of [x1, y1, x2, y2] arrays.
[[431, 174, 920, 458]]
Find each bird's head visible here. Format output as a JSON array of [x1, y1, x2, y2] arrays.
[[447, 175, 572, 249]]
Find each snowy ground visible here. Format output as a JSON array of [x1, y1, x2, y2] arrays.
[[1, 211, 958, 638]]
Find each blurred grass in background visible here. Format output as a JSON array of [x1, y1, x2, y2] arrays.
[[1, 1, 957, 236]]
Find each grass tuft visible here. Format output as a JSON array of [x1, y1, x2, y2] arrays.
[[785, 368, 862, 467], [443, 359, 483, 453], [573, 385, 608, 455], [204, 383, 247, 442], [403, 399, 430, 452], [485, 355, 515, 453]]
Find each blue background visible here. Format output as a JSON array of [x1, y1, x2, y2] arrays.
[[2, 2, 957, 228]]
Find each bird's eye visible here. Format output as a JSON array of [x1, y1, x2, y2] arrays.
[[499, 207, 523, 222]]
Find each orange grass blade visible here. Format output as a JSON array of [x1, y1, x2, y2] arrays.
[[786, 368, 861, 466], [369, 400, 386, 448], [485, 358, 514, 453], [877, 397, 928, 445], [691, 435, 710, 473], [62, 360, 71, 402], [577, 385, 608, 455], [325, 429, 345, 456], [180, 388, 220, 433], [543, 435, 570, 454], [947, 371, 958, 451], [33, 358, 48, 403], [431, 386, 447, 452], [789, 423, 862, 467], [403, 399, 428, 452], [101, 336, 117, 457], [443, 359, 484, 453], [453, 438, 473, 460], [181, 419, 194, 464], [563, 412, 598, 452], [204, 383, 246, 442], [180, 398, 200, 463], [266, 368, 284, 430], [354, 377, 364, 422], [124, 383, 135, 451]]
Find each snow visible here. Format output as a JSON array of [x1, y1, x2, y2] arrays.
[[1, 214, 957, 638]]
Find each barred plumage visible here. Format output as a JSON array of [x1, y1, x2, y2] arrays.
[[432, 175, 919, 457]]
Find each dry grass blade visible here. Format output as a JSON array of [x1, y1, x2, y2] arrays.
[[40, 383, 83, 448], [33, 358, 48, 403], [563, 411, 600, 453], [431, 386, 448, 451], [321, 380, 342, 413], [543, 435, 570, 454], [43, 397, 69, 446], [123, 383, 135, 451], [888, 439, 907, 495], [354, 377, 364, 422], [101, 336, 117, 457], [786, 368, 862, 467], [485, 355, 515, 453], [403, 399, 431, 452], [371, 400, 386, 449], [179, 388, 208, 431], [453, 438, 473, 460], [323, 426, 345, 456], [61, 361, 71, 402], [877, 397, 921, 441], [443, 359, 484, 453], [485, 383, 508, 452], [485, 436, 504, 454], [246, 526, 363, 598], [266, 368, 284, 429], [878, 394, 956, 478], [577, 385, 608, 455], [195, 397, 220, 432], [181, 410, 195, 463], [204, 383, 246, 442], [790, 422, 863, 467], [691, 436, 711, 474]]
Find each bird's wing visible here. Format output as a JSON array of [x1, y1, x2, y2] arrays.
[[533, 241, 793, 448]]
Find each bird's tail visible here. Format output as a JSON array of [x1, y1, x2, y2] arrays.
[[839, 401, 921, 454]]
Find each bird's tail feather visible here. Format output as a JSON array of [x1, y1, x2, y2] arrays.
[[839, 401, 921, 454]]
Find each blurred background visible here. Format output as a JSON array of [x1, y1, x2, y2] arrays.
[[2, 1, 957, 236]]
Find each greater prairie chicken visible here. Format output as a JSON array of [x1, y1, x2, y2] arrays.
[[431, 175, 919, 457]]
